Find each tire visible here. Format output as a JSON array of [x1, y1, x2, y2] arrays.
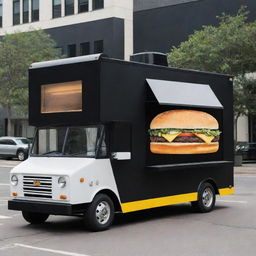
[[191, 182, 216, 213], [83, 194, 115, 232], [22, 211, 49, 224], [17, 150, 26, 161]]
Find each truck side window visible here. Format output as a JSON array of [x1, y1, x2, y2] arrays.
[[96, 127, 107, 158]]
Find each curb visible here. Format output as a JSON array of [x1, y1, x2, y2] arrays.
[[234, 165, 256, 175]]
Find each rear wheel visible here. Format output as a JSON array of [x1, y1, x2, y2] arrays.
[[22, 211, 49, 224], [83, 194, 115, 231], [17, 150, 26, 161], [191, 182, 216, 213]]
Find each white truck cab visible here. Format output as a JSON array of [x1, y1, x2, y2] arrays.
[[10, 125, 121, 230]]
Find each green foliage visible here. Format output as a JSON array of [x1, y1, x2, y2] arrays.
[[233, 75, 256, 141], [0, 29, 62, 117], [234, 75, 256, 120], [149, 128, 221, 137], [168, 7, 256, 76], [167, 7, 256, 141]]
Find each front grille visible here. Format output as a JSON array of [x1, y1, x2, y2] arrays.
[[23, 176, 52, 199]]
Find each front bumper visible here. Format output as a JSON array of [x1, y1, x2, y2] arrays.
[[8, 200, 86, 215]]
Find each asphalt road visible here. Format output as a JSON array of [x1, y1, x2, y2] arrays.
[[0, 165, 256, 256]]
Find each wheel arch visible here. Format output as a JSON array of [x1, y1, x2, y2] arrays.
[[94, 189, 121, 212], [16, 147, 25, 155], [197, 178, 219, 195]]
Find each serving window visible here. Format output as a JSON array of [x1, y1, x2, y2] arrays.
[[41, 81, 82, 114]]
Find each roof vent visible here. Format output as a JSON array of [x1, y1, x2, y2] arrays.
[[130, 52, 168, 67]]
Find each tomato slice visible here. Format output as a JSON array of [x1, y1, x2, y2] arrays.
[[178, 133, 194, 137]]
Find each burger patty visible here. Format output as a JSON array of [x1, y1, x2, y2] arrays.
[[150, 136, 219, 143]]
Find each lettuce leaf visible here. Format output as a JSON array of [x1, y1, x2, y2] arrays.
[[149, 128, 221, 137]]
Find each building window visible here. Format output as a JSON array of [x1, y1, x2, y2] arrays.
[[94, 40, 104, 53], [78, 0, 88, 13], [80, 42, 90, 55], [67, 44, 76, 57], [32, 0, 39, 22], [65, 0, 74, 16], [92, 0, 104, 10], [13, 0, 20, 25], [0, 0, 2, 28], [53, 0, 61, 18], [23, 0, 29, 23]]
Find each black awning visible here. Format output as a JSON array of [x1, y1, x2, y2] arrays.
[[146, 78, 223, 109]]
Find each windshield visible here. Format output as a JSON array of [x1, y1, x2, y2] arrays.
[[31, 126, 107, 158], [15, 139, 29, 144]]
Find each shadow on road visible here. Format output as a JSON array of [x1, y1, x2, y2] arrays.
[[15, 203, 229, 234]]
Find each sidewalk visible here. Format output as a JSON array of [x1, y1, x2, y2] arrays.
[[235, 163, 256, 174]]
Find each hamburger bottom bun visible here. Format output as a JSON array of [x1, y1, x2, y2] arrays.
[[150, 142, 219, 154]]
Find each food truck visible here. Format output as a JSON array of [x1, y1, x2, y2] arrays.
[[8, 54, 234, 231]]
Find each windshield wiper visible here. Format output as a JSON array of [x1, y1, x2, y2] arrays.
[[65, 151, 95, 157], [41, 151, 62, 156]]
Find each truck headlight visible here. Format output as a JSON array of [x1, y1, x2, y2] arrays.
[[58, 176, 66, 188], [11, 175, 18, 186]]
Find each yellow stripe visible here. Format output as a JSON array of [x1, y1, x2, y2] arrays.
[[219, 187, 234, 196], [120, 187, 234, 213], [121, 192, 198, 213]]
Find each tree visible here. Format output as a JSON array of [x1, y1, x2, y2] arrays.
[[0, 29, 62, 127], [168, 7, 256, 76], [233, 76, 256, 141], [167, 7, 256, 141]]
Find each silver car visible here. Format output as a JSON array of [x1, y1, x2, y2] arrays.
[[0, 137, 30, 161]]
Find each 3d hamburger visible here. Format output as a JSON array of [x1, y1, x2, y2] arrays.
[[149, 110, 221, 154]]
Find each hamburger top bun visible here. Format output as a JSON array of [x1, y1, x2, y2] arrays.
[[150, 110, 218, 130]]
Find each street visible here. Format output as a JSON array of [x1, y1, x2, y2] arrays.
[[0, 164, 256, 256]]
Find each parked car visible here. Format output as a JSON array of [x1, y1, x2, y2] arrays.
[[0, 137, 30, 161], [235, 142, 256, 161]]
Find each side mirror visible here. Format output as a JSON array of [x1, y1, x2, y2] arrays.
[[111, 152, 131, 160]]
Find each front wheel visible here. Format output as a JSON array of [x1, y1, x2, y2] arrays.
[[83, 194, 115, 231], [22, 211, 49, 224], [191, 182, 216, 213]]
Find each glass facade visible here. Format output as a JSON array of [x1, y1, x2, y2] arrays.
[[78, 0, 88, 13], [23, 0, 29, 23], [0, 0, 2, 28], [92, 0, 104, 10], [13, 0, 20, 25], [68, 44, 76, 57], [65, 0, 74, 16], [8, 0, 106, 28], [32, 0, 39, 22], [53, 0, 61, 18], [94, 40, 104, 53], [80, 42, 90, 55]]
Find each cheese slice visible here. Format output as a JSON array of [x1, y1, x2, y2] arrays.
[[194, 133, 214, 144], [162, 133, 181, 143]]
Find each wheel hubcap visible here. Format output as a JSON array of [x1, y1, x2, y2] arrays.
[[202, 187, 213, 208], [18, 152, 24, 160], [95, 201, 110, 225]]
